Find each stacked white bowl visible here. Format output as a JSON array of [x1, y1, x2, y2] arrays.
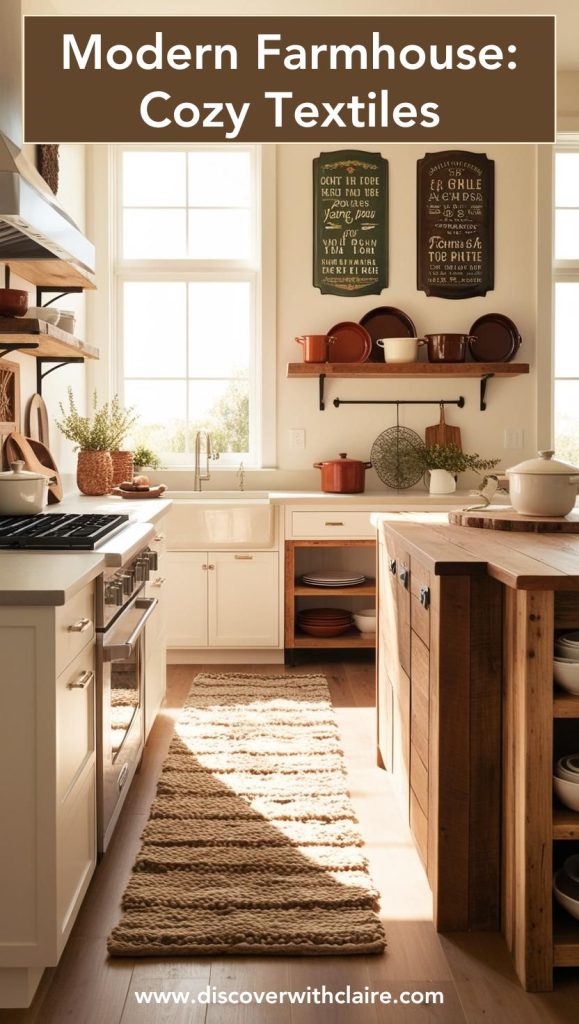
[[554, 631, 579, 694], [353, 608, 376, 634], [554, 854, 579, 921], [554, 753, 579, 811]]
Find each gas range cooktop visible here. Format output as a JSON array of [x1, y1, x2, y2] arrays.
[[0, 513, 130, 550]]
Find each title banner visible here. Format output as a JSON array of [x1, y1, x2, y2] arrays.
[[24, 16, 555, 143]]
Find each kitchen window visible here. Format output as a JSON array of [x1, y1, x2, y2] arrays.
[[554, 147, 579, 464], [115, 145, 274, 467]]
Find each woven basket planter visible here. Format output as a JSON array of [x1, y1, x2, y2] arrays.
[[110, 450, 134, 487], [77, 450, 113, 496]]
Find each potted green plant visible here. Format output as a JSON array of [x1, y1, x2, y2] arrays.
[[55, 388, 139, 495], [107, 395, 139, 486], [420, 442, 500, 495], [132, 444, 161, 473]]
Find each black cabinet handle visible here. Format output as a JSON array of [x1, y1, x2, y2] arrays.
[[419, 585, 430, 609], [398, 566, 409, 589], [389, 558, 397, 575]]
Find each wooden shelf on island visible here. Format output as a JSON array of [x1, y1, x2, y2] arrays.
[[553, 691, 579, 718], [0, 318, 99, 361], [553, 805, 579, 840], [293, 628, 375, 649], [294, 578, 376, 597], [286, 361, 530, 379]]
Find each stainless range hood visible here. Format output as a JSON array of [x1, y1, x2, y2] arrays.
[[0, 132, 96, 288]]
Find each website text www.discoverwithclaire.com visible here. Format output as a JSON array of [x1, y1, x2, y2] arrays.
[[133, 985, 445, 1007]]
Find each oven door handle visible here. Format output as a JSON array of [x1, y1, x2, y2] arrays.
[[102, 597, 158, 662]]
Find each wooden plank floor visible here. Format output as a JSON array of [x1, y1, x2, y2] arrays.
[[3, 656, 579, 1023]]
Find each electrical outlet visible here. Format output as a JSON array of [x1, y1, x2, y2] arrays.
[[504, 428, 524, 449], [289, 428, 306, 450]]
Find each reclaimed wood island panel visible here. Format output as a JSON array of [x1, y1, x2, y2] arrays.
[[376, 514, 579, 992]]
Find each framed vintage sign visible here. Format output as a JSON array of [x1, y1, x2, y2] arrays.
[[313, 150, 388, 296], [417, 151, 494, 299]]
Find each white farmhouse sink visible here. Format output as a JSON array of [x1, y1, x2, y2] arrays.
[[166, 493, 274, 549]]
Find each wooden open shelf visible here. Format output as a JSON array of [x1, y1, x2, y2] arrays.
[[553, 690, 579, 718], [287, 361, 530, 379], [293, 628, 375, 649], [294, 579, 376, 597], [553, 907, 579, 967], [0, 318, 99, 360], [553, 805, 579, 839]]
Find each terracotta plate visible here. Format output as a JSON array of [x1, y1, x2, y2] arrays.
[[327, 321, 372, 363], [360, 306, 417, 362], [468, 313, 522, 362]]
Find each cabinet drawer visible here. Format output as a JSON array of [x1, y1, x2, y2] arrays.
[[410, 560, 431, 649], [411, 630, 429, 769], [290, 510, 375, 539], [410, 788, 428, 870], [57, 644, 95, 800], [55, 584, 95, 676], [410, 741, 428, 816]]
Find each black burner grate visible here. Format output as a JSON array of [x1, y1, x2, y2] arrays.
[[0, 513, 130, 549]]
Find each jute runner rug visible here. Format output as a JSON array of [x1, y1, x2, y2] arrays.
[[108, 673, 386, 957]]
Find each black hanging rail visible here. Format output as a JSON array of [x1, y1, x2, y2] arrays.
[[332, 396, 466, 409]]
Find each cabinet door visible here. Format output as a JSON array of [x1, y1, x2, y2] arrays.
[[144, 606, 166, 740], [165, 551, 208, 647], [208, 552, 279, 647]]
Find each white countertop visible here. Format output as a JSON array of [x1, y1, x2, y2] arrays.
[[268, 489, 503, 508]]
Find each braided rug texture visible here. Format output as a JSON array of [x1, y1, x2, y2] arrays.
[[108, 673, 386, 957]]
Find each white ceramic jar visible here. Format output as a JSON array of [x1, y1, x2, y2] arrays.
[[0, 461, 50, 515], [506, 450, 579, 517], [428, 469, 457, 495]]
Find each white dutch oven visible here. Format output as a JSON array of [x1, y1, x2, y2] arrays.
[[0, 461, 50, 515], [506, 450, 579, 517], [376, 337, 425, 363]]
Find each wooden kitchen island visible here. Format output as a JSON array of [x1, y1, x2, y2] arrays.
[[375, 513, 579, 992]]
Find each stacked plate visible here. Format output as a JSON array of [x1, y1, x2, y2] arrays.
[[554, 631, 579, 694], [297, 607, 354, 638], [553, 754, 579, 812], [554, 854, 579, 922], [301, 570, 366, 588]]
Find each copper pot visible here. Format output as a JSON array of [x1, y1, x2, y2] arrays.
[[0, 288, 28, 317], [295, 334, 335, 363], [424, 334, 476, 363], [313, 452, 372, 493]]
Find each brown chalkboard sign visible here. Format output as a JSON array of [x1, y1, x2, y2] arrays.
[[313, 150, 388, 296], [417, 151, 494, 299]]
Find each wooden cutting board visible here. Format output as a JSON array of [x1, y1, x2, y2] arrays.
[[448, 506, 579, 532], [26, 394, 50, 446], [4, 432, 63, 504], [425, 405, 462, 450]]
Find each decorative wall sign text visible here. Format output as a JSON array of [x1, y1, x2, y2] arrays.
[[417, 150, 494, 299], [313, 150, 388, 296]]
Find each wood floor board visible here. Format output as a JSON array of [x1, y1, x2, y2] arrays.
[[5, 660, 579, 1023], [120, 973, 210, 1024]]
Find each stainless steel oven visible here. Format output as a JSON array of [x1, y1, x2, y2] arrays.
[[95, 546, 158, 852]]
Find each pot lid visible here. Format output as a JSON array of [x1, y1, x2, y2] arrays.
[[317, 453, 366, 466], [506, 450, 579, 476], [0, 460, 47, 482]]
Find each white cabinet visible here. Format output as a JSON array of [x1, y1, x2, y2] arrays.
[[0, 582, 97, 1009], [165, 551, 279, 649], [143, 522, 169, 740]]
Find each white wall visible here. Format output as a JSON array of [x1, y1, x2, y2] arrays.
[[276, 142, 537, 488]]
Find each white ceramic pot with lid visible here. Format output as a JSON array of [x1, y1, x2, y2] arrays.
[[0, 461, 51, 515], [506, 450, 579, 517]]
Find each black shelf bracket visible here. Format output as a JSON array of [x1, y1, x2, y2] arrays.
[[480, 374, 493, 412], [0, 342, 39, 360], [319, 373, 326, 411], [35, 285, 83, 308], [37, 356, 84, 395], [332, 395, 466, 410]]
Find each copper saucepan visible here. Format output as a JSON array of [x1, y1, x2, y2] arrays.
[[313, 453, 372, 493], [295, 334, 336, 363], [424, 334, 477, 363]]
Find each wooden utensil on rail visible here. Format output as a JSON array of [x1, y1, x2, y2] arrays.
[[425, 403, 462, 451], [4, 432, 63, 503]]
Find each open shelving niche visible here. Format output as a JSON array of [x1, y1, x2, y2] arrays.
[[285, 539, 376, 655], [0, 310, 99, 394], [286, 361, 530, 412], [552, 597, 579, 969]]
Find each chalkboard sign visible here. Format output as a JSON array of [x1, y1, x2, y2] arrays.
[[313, 150, 388, 296], [417, 151, 494, 299]]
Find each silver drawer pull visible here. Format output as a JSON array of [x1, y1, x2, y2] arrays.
[[399, 567, 409, 589], [67, 669, 94, 691], [419, 585, 430, 609], [389, 558, 397, 575], [234, 555, 253, 560], [67, 616, 92, 633], [325, 521, 344, 526], [151, 576, 166, 587], [118, 763, 129, 791]]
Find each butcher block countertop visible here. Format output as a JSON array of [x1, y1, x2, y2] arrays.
[[375, 512, 579, 590]]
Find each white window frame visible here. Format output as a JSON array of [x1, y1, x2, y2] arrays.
[[110, 143, 276, 469], [542, 137, 579, 453]]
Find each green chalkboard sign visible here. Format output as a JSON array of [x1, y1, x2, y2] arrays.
[[313, 150, 388, 296]]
